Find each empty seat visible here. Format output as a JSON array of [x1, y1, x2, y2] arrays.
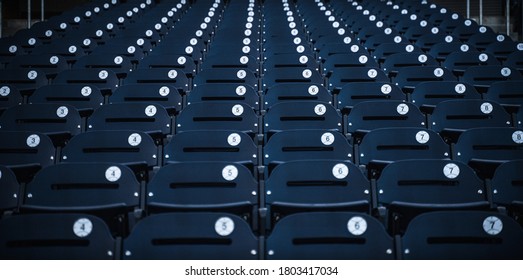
[[188, 84, 260, 110], [176, 102, 258, 134], [264, 101, 341, 133], [123, 212, 259, 259], [123, 68, 189, 95], [491, 160, 523, 223], [22, 163, 140, 218], [194, 68, 258, 90], [30, 84, 104, 116], [61, 130, 158, 171], [377, 159, 489, 234], [73, 54, 133, 79], [454, 127, 523, 178], [382, 53, 438, 77], [88, 103, 172, 139], [359, 128, 450, 167], [138, 54, 197, 78], [443, 51, 500, 76], [0, 213, 116, 259], [7, 54, 69, 79], [410, 81, 480, 111], [430, 100, 512, 140], [265, 160, 370, 224], [347, 101, 425, 137], [164, 130, 258, 167], [0, 69, 47, 96], [266, 212, 394, 260], [462, 66, 523, 93], [262, 68, 322, 90], [393, 66, 457, 93], [54, 69, 119, 96], [147, 162, 257, 220], [264, 83, 332, 109], [401, 211, 523, 259], [264, 130, 353, 167], [336, 82, 405, 110], [0, 104, 81, 145], [0, 85, 23, 115], [485, 81, 523, 108], [328, 67, 388, 90]]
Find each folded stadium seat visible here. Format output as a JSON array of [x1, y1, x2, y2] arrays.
[[123, 68, 189, 95], [403, 21, 440, 43], [0, 131, 55, 181], [152, 42, 205, 66], [73, 53, 133, 80], [410, 81, 481, 113], [118, 26, 161, 47], [61, 130, 158, 173], [462, 65, 523, 93], [265, 160, 371, 226], [263, 83, 332, 110], [428, 7, 461, 30], [428, 41, 477, 62], [400, 211, 523, 260], [266, 212, 394, 260], [263, 129, 353, 170], [87, 103, 172, 142], [377, 159, 489, 235], [0, 85, 22, 116], [92, 38, 151, 62], [122, 212, 259, 260], [263, 101, 341, 135], [21, 163, 141, 234], [7, 54, 69, 80], [518, 109, 523, 128], [138, 54, 197, 79], [164, 130, 258, 169], [336, 82, 405, 111], [429, 99, 512, 142], [328, 67, 389, 92], [372, 43, 422, 65], [491, 160, 523, 224], [147, 162, 258, 225], [10, 32, 44, 55], [0, 165, 20, 213], [30, 84, 104, 117], [262, 42, 315, 58], [176, 102, 259, 135], [358, 127, 450, 175], [485, 41, 523, 61], [109, 84, 182, 115], [443, 51, 501, 77], [358, 25, 401, 46], [347, 101, 426, 141], [415, 33, 459, 54], [0, 213, 116, 260], [0, 69, 48, 97], [0, 104, 81, 146], [467, 32, 512, 52], [453, 127, 523, 178], [53, 68, 119, 97], [483, 81, 523, 117], [504, 51, 523, 75], [382, 52, 438, 78], [194, 68, 258, 90], [393, 66, 457, 94]]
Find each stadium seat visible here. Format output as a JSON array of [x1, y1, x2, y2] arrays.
[[54, 69, 119, 96], [0, 85, 23, 115], [401, 211, 523, 259], [266, 212, 394, 260], [109, 84, 182, 115], [0, 213, 116, 260], [410, 81, 480, 112], [123, 212, 259, 259], [30, 84, 104, 116], [0, 165, 19, 213]]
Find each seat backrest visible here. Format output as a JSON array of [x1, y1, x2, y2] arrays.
[[109, 84, 182, 114], [401, 211, 523, 259], [328, 67, 389, 90], [188, 83, 260, 110], [347, 101, 425, 134], [359, 128, 450, 165], [194, 68, 258, 89], [73, 54, 133, 78], [7, 54, 69, 78], [61, 130, 158, 169], [266, 160, 370, 219], [147, 162, 257, 216], [54, 69, 119, 95], [485, 80, 523, 107], [122, 68, 189, 94], [24, 163, 140, 213], [337, 82, 405, 109], [164, 130, 258, 166], [87, 103, 172, 137], [462, 66, 523, 92], [393, 66, 457, 92], [264, 101, 341, 133], [264, 83, 331, 109], [0, 213, 115, 259], [176, 102, 259, 135], [491, 160, 523, 206], [123, 212, 259, 259], [0, 85, 23, 114], [30, 84, 104, 115], [0, 131, 55, 171], [266, 212, 394, 260], [411, 81, 480, 109], [264, 130, 353, 165], [262, 67, 322, 89], [0, 69, 48, 95]]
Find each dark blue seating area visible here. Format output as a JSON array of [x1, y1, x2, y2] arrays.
[[0, 0, 522, 260]]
